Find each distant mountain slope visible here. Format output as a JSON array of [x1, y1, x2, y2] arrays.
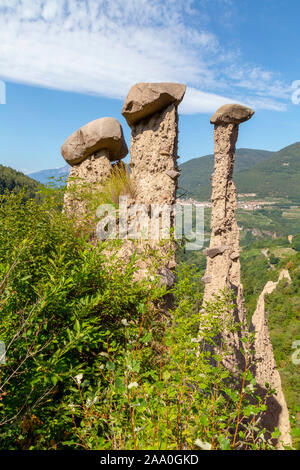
[[178, 148, 274, 198], [234, 142, 300, 201], [29, 141, 300, 202], [29, 165, 70, 185], [0, 164, 41, 199], [179, 143, 300, 202]]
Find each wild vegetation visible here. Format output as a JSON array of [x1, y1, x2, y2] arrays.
[[264, 253, 300, 448], [178, 207, 300, 448], [0, 188, 288, 450], [0, 159, 299, 450], [0, 164, 41, 200]]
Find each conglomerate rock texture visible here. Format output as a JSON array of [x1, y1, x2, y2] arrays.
[[202, 105, 254, 371], [203, 123, 245, 313], [251, 270, 292, 448], [63, 149, 113, 217], [121, 82, 186, 286], [202, 103, 291, 447], [62, 118, 128, 217], [130, 104, 179, 206]]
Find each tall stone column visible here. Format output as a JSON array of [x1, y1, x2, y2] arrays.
[[251, 271, 292, 448], [61, 117, 128, 216], [121, 82, 186, 286], [202, 104, 291, 447], [202, 104, 254, 370]]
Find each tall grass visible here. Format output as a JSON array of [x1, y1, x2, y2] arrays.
[[100, 164, 136, 206]]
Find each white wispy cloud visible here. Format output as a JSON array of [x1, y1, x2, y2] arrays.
[[180, 88, 238, 114], [0, 0, 290, 113]]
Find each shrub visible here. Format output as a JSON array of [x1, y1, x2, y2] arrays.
[[99, 164, 136, 206], [0, 191, 280, 450], [0, 191, 164, 449]]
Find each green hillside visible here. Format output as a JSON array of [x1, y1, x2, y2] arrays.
[[235, 142, 300, 202], [0, 164, 41, 199], [179, 142, 300, 203], [178, 148, 274, 199]]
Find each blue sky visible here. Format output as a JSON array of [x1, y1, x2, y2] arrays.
[[0, 0, 299, 173]]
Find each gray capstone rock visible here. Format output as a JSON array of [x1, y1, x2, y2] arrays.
[[61, 117, 128, 166], [210, 104, 254, 125], [122, 82, 186, 127]]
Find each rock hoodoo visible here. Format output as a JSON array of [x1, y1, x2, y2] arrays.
[[61, 117, 128, 166], [251, 270, 292, 448], [202, 103, 292, 447], [122, 82, 186, 127], [202, 104, 254, 370], [58, 92, 292, 448], [122, 82, 186, 206], [210, 104, 254, 125], [62, 117, 128, 215], [121, 82, 186, 285]]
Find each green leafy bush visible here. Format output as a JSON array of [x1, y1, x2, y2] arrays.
[[0, 191, 164, 449], [0, 191, 280, 450]]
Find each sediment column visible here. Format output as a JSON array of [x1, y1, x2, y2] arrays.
[[121, 82, 186, 285], [61, 117, 128, 216], [202, 104, 292, 447], [202, 104, 254, 370], [64, 149, 113, 216], [251, 270, 292, 448]]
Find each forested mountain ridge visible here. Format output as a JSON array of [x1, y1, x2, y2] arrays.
[[0, 164, 42, 199], [179, 142, 300, 202], [29, 142, 300, 203], [234, 142, 300, 201], [178, 148, 274, 198]]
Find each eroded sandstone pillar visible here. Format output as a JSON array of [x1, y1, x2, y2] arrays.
[[61, 117, 128, 216], [251, 271, 292, 448], [121, 82, 186, 285], [202, 104, 254, 370], [202, 104, 292, 447]]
